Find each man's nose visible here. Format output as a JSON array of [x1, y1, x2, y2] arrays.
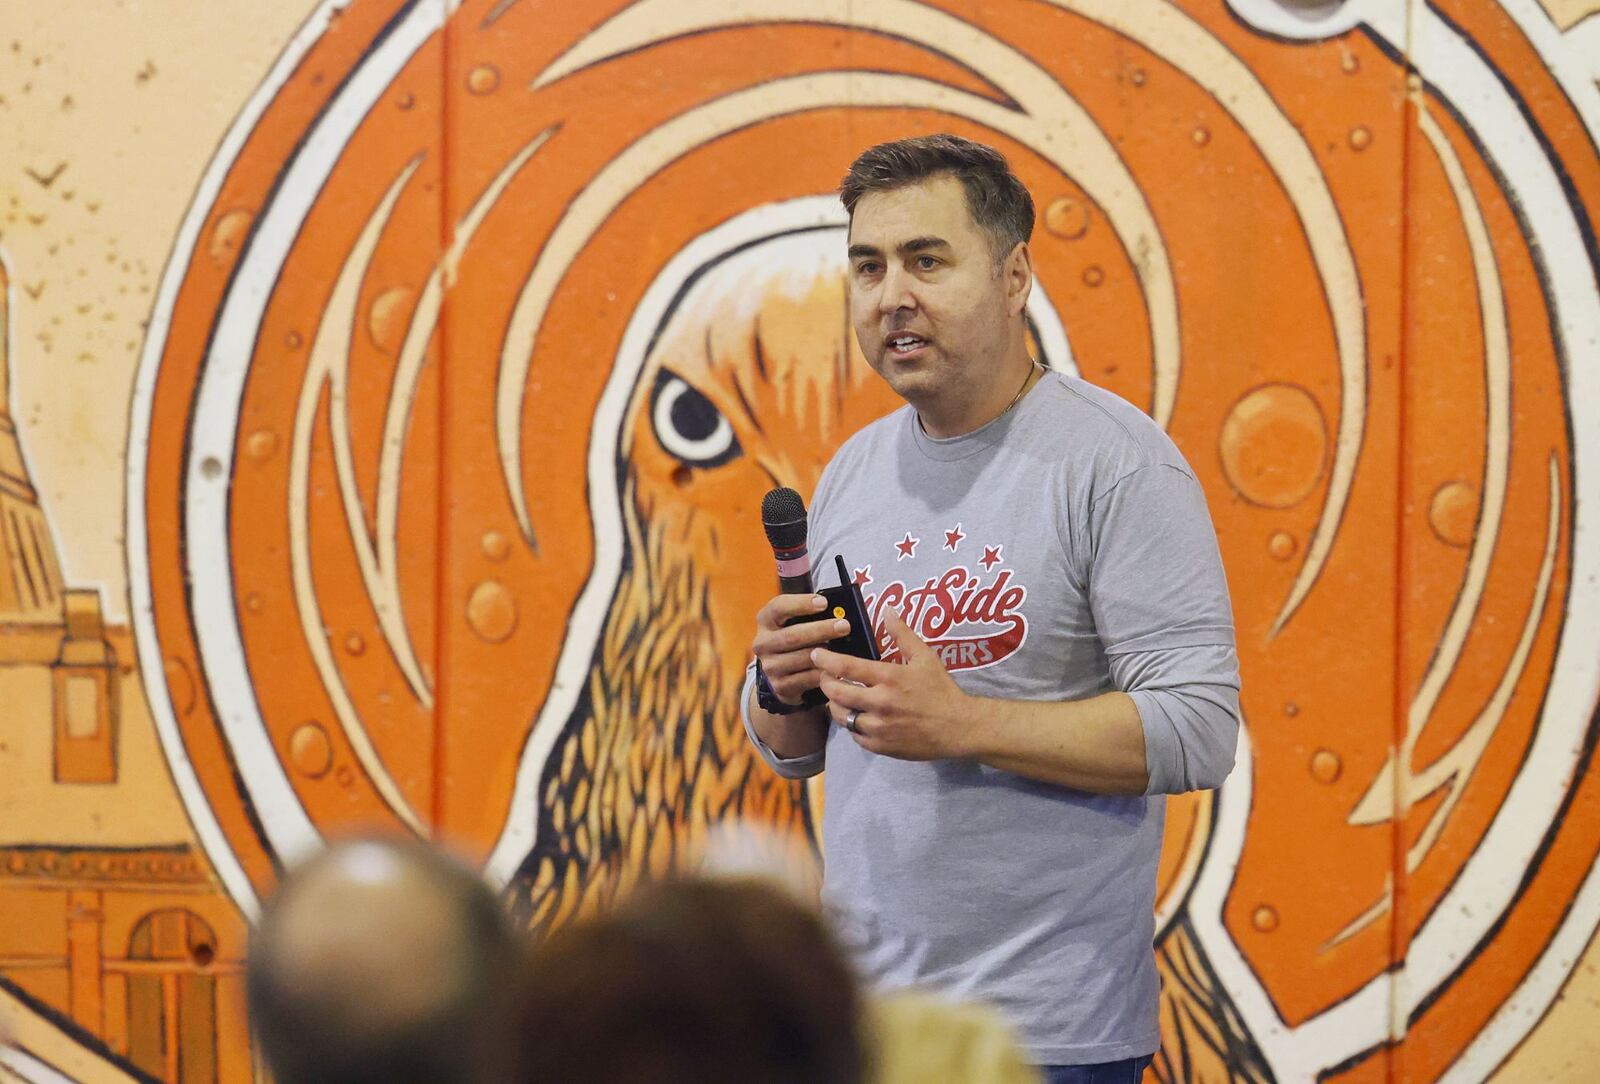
[[878, 265, 917, 316]]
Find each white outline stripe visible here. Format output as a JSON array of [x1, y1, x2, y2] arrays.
[[128, 0, 375, 922], [1446, 2, 1600, 1068], [183, 0, 442, 879], [1402, 0, 1600, 1028], [1189, 5, 1600, 1079], [0, 1047, 76, 1084], [127, 0, 444, 917]]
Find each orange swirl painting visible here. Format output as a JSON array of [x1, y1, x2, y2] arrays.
[[2, 1, 1599, 1081]]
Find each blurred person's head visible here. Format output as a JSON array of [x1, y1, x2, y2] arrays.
[[511, 876, 864, 1084], [864, 990, 1041, 1084], [246, 836, 516, 1084]]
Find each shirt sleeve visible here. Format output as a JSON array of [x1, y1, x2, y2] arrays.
[[1086, 463, 1237, 654], [1085, 463, 1240, 794], [739, 455, 845, 781], [1113, 645, 1240, 794], [740, 662, 826, 780]]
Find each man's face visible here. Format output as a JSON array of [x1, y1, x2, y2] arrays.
[[846, 174, 1016, 409]]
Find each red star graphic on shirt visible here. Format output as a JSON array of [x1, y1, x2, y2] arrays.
[[944, 524, 965, 552], [894, 533, 919, 560], [979, 544, 1003, 571], [852, 565, 872, 588]]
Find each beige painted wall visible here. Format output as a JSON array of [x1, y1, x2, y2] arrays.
[[0, 0, 323, 866], [0, 0, 322, 623], [0, 664, 188, 846]]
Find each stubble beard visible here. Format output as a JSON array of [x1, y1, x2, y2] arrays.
[[876, 343, 993, 434], [871, 341, 950, 408]]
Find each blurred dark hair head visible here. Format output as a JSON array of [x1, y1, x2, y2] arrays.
[[246, 836, 516, 1084], [511, 877, 864, 1084]]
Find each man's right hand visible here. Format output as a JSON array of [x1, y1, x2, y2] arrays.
[[751, 594, 855, 707]]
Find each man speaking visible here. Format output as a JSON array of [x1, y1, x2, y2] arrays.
[[742, 135, 1240, 1083]]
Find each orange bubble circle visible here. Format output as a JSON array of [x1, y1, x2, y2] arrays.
[[1253, 905, 1280, 933], [481, 530, 511, 562], [467, 64, 501, 95], [1268, 531, 1298, 561], [246, 429, 278, 462], [1310, 749, 1342, 784], [163, 656, 196, 716], [1044, 197, 1090, 240], [289, 723, 332, 778], [208, 209, 253, 266], [367, 286, 414, 354], [1429, 480, 1478, 548], [467, 580, 518, 643], [1219, 383, 1328, 508]]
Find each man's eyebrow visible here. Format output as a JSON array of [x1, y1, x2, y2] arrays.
[[847, 236, 952, 261]]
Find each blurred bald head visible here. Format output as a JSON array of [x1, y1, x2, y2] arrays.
[[247, 837, 515, 1084]]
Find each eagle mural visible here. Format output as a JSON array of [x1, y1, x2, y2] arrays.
[[100, 1, 1600, 1081]]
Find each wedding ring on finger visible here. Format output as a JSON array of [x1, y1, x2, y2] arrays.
[[844, 708, 862, 734]]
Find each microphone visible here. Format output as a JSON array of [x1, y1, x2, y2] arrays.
[[760, 486, 828, 710], [761, 487, 813, 594]]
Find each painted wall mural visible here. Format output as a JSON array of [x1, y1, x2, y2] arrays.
[[1, 1, 1598, 1081]]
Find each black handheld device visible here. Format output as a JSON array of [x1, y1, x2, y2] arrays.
[[795, 555, 881, 662]]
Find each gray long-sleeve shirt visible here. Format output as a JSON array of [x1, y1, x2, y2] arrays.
[[743, 371, 1239, 1064]]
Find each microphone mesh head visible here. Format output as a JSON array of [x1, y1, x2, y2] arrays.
[[761, 487, 808, 550]]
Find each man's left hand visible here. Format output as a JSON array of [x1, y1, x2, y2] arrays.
[[813, 611, 973, 760]]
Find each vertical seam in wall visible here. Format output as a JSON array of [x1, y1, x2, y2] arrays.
[[432, 0, 452, 830], [1392, 5, 1423, 1080]]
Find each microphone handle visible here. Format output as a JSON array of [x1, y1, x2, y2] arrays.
[[771, 546, 827, 707], [778, 571, 813, 594], [772, 541, 813, 595]]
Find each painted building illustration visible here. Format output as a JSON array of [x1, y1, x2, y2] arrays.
[[2, 1, 1600, 1081], [0, 251, 250, 1082]]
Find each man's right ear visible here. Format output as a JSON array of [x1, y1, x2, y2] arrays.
[[1004, 241, 1033, 315]]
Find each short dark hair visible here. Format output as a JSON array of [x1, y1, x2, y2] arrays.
[[839, 134, 1035, 265], [510, 877, 865, 1084]]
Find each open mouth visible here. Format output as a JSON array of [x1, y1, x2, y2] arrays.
[[885, 333, 929, 357]]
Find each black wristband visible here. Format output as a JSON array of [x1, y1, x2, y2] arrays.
[[754, 661, 825, 715]]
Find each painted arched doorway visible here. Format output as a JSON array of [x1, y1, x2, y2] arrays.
[[125, 908, 218, 1083]]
